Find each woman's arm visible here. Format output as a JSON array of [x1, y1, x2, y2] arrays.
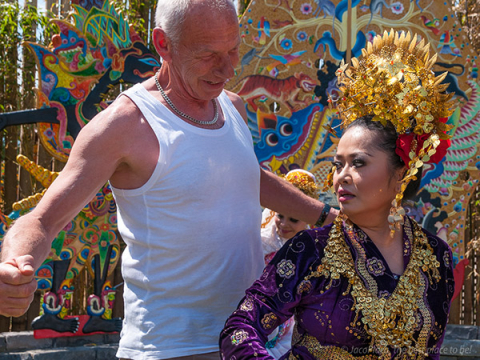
[[220, 230, 324, 359], [426, 241, 455, 359]]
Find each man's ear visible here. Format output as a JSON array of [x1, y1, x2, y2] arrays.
[[152, 27, 173, 62]]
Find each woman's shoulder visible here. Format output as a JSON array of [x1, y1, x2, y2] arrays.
[[410, 217, 453, 266], [407, 217, 447, 246], [292, 223, 333, 251], [421, 224, 451, 251], [273, 224, 333, 259], [310, 222, 334, 239], [264, 224, 334, 280]]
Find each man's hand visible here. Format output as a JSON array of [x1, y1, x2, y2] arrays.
[[0, 255, 38, 317]]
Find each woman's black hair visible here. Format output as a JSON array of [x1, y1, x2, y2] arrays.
[[344, 115, 422, 201]]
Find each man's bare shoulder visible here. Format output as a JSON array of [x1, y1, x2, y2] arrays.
[[81, 92, 157, 147], [89, 94, 142, 130], [224, 90, 247, 125], [224, 89, 242, 106], [73, 90, 159, 188], [69, 94, 145, 163], [73, 90, 158, 164]]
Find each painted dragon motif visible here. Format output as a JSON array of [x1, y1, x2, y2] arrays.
[[27, 0, 160, 161], [236, 73, 317, 115], [423, 80, 480, 193], [247, 103, 326, 172]]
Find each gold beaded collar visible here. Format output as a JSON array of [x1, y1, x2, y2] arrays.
[[308, 215, 441, 359]]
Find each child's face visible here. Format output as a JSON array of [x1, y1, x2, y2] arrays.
[[274, 213, 308, 240]]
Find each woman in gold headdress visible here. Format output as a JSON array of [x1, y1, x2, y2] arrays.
[[220, 30, 455, 360]]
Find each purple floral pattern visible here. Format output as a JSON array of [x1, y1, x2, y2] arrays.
[[240, 297, 254, 312], [297, 279, 313, 294], [276, 258, 296, 279], [261, 312, 278, 330], [366, 257, 386, 276], [231, 329, 249, 346], [221, 218, 455, 359], [443, 250, 451, 267]]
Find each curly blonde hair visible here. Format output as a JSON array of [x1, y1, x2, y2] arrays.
[[283, 169, 319, 200], [261, 170, 319, 228]]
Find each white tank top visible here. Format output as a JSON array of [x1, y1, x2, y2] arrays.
[[111, 84, 264, 359]]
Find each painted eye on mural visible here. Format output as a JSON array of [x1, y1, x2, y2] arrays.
[[269, 102, 281, 113], [279, 123, 293, 137], [266, 133, 279, 146]]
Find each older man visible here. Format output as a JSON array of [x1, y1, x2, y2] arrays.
[[0, 0, 335, 358]]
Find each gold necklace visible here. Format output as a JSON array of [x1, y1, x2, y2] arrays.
[[308, 216, 440, 359], [154, 71, 218, 125]]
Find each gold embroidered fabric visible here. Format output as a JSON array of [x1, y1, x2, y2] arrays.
[[291, 333, 378, 360], [283, 170, 320, 199], [306, 216, 440, 359]]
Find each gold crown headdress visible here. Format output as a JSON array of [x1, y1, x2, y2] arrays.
[[328, 29, 455, 234], [284, 169, 319, 199], [284, 169, 320, 199], [261, 169, 319, 229]]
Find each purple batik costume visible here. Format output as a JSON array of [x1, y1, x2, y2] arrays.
[[220, 217, 454, 359]]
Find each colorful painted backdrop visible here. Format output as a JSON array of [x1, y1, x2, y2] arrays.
[[227, 0, 480, 274], [0, 0, 478, 331]]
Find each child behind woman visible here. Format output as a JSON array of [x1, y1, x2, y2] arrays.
[[260, 169, 320, 358]]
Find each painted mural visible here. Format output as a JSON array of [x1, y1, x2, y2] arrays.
[[27, 0, 160, 161], [227, 0, 479, 286], [0, 0, 160, 336], [0, 0, 478, 331]]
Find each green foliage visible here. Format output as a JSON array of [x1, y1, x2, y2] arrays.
[[237, 0, 252, 15], [0, 0, 57, 113], [0, 2, 19, 112], [110, 0, 157, 54]]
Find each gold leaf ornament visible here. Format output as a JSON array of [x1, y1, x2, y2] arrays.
[[334, 29, 455, 134]]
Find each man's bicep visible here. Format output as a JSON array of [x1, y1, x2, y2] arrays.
[[33, 116, 124, 236]]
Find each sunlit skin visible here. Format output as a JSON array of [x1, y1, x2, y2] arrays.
[[153, 4, 240, 119], [333, 126, 406, 274], [275, 213, 309, 241]]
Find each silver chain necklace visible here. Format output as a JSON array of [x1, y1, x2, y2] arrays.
[[154, 71, 218, 125]]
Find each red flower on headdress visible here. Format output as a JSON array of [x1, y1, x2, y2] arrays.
[[395, 118, 451, 165]]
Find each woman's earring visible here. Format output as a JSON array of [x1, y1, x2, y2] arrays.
[[388, 199, 405, 236]]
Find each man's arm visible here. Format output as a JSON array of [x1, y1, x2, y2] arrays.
[[0, 97, 147, 317], [259, 168, 337, 225], [225, 90, 338, 225]]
